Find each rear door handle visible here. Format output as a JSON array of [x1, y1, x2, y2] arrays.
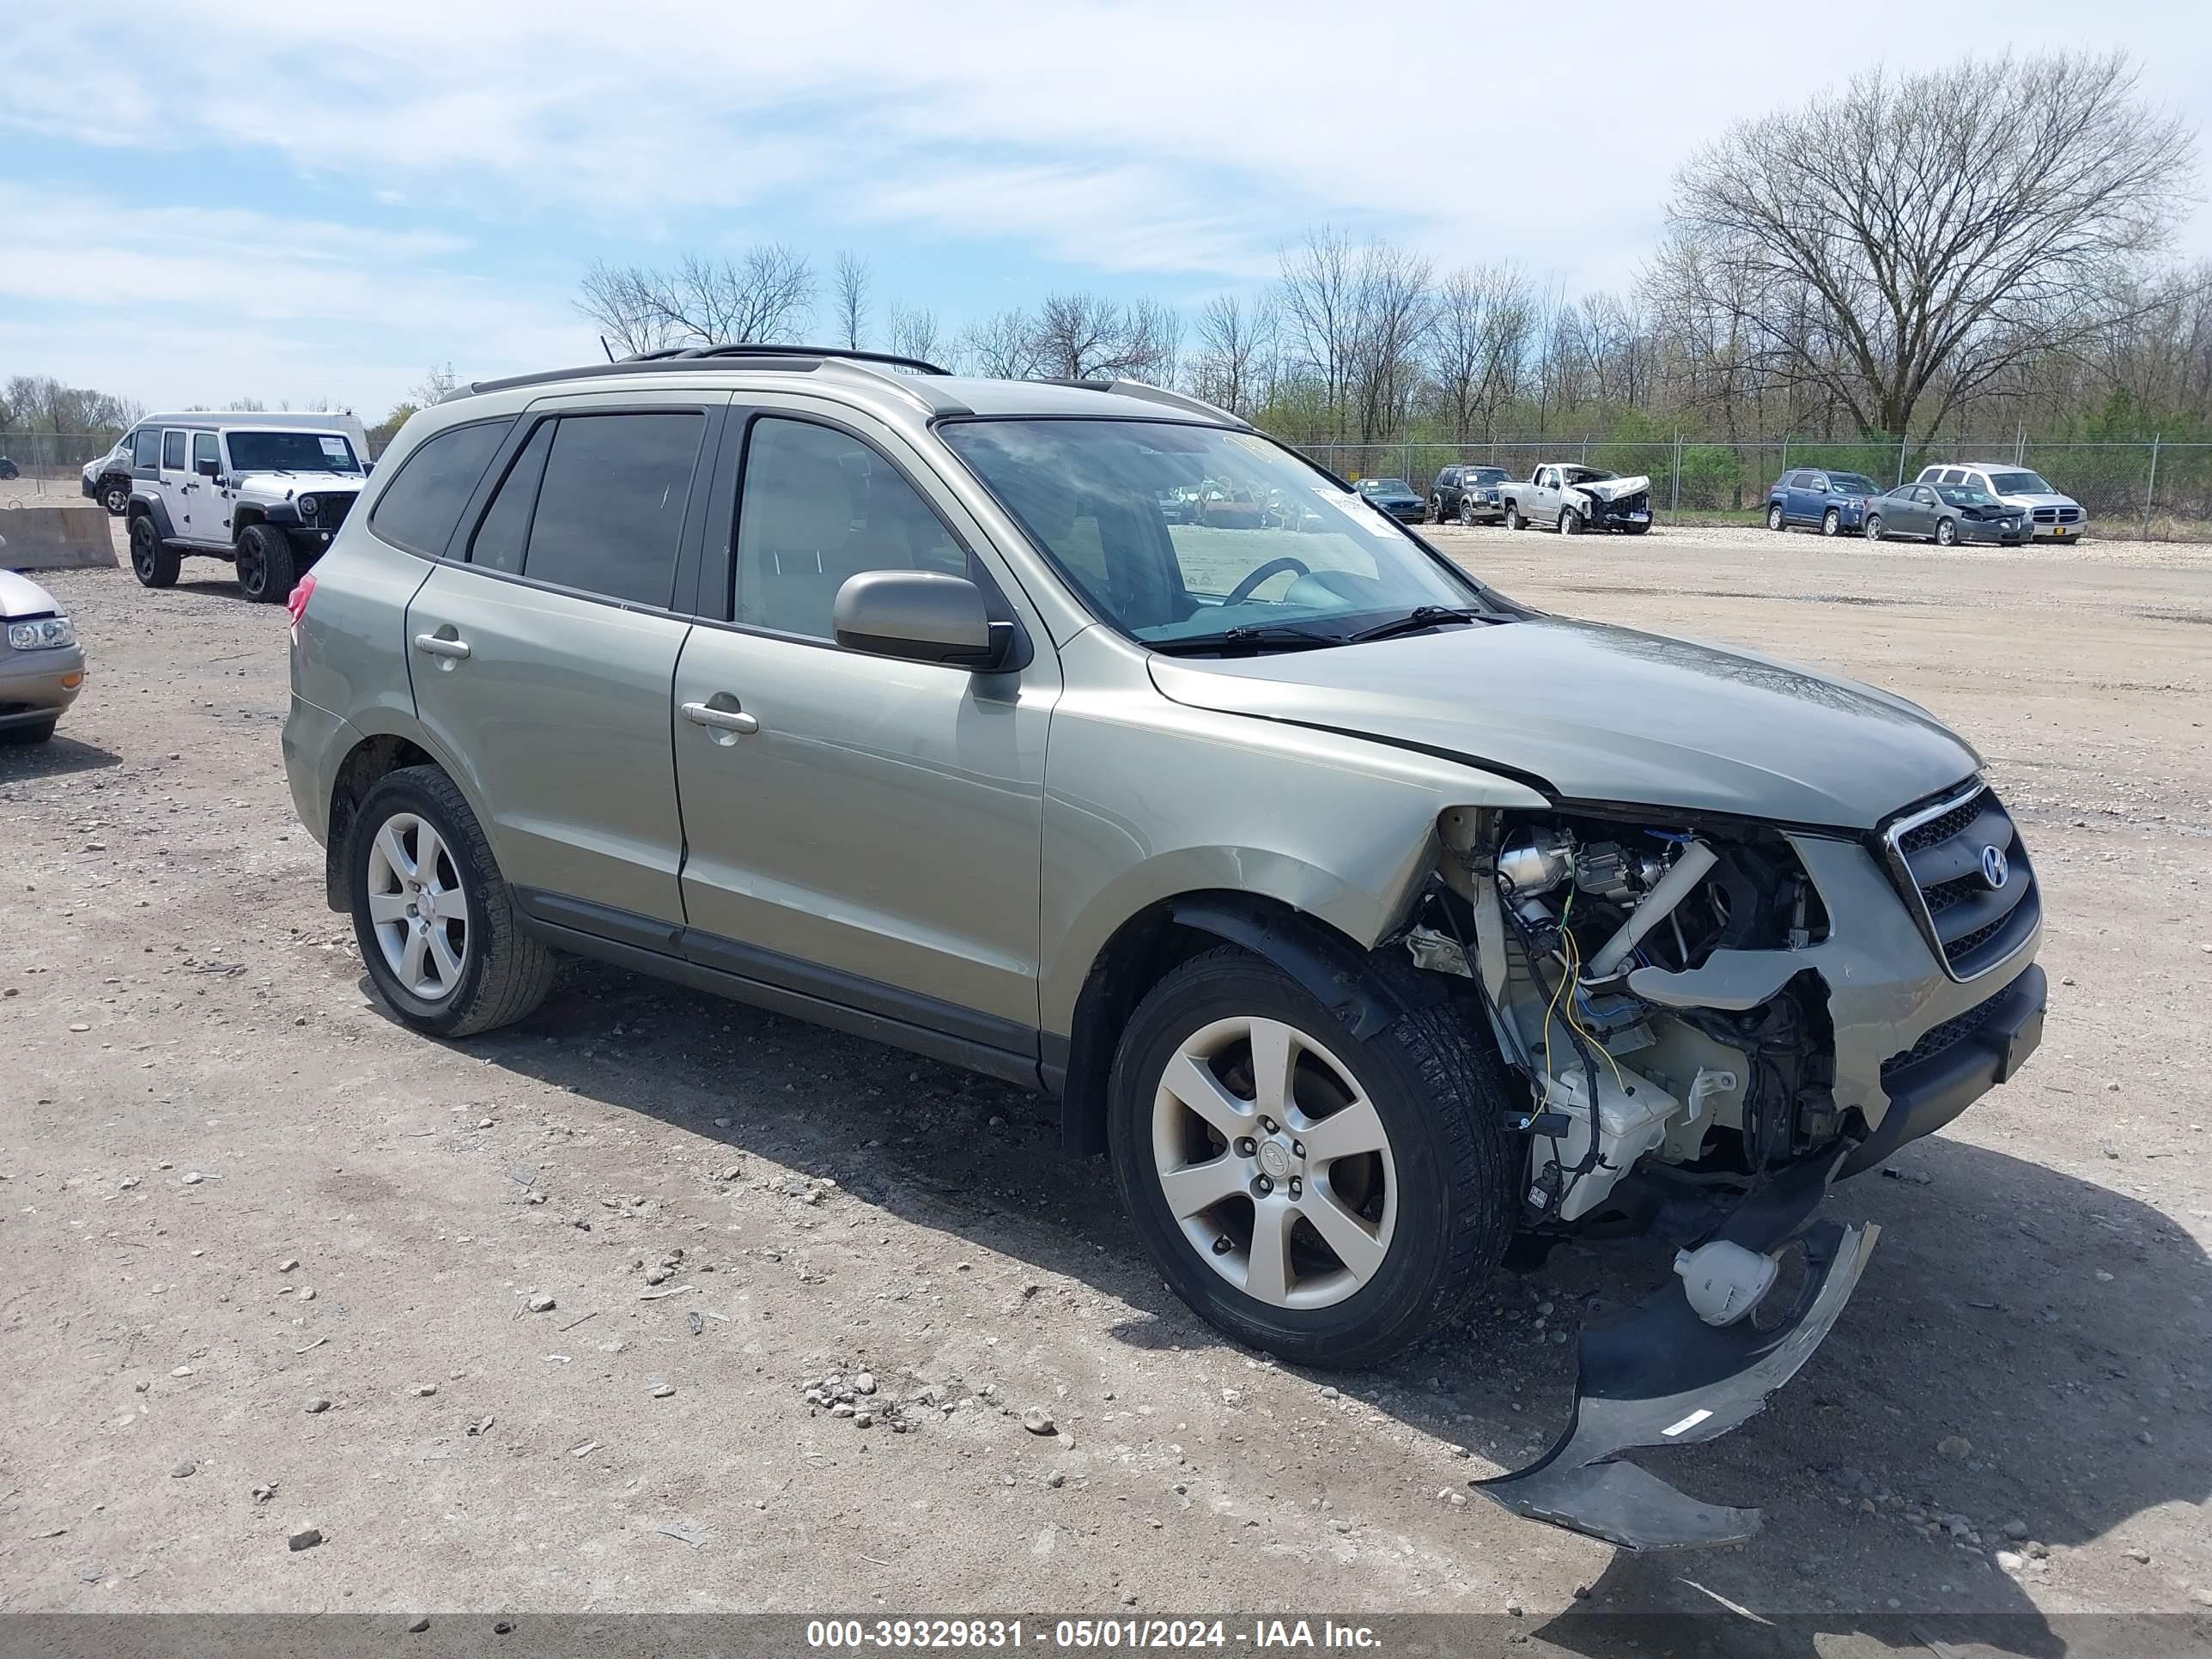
[[413, 633, 471, 659], [682, 700, 759, 735]]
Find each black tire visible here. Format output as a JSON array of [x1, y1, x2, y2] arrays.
[[1458, 499, 1477, 528], [1503, 503, 1523, 532], [236, 522, 298, 604], [1766, 502, 1786, 532], [1107, 949, 1516, 1369], [100, 477, 131, 515], [1822, 508, 1841, 537], [349, 766, 556, 1037], [1935, 517, 1958, 548], [1864, 514, 1884, 543], [1426, 495, 1442, 524], [2, 716, 59, 745], [1620, 520, 1650, 536], [128, 515, 179, 587], [1558, 507, 1581, 536]]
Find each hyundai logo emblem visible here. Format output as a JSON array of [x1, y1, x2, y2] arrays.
[[1980, 843, 2008, 890]]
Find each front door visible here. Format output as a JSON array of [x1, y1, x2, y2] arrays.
[[671, 405, 1057, 1048], [191, 431, 233, 544], [402, 398, 722, 927]]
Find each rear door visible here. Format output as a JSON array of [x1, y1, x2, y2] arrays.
[[402, 392, 726, 927], [158, 427, 218, 544], [669, 400, 1059, 1054]]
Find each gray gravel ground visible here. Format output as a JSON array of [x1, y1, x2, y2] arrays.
[[1, 513, 2208, 1643]]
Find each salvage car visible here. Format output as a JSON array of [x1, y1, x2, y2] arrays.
[[1864, 481, 2029, 546], [1498, 464, 1652, 534], [283, 344, 2046, 1550], [1352, 476, 1425, 523], [0, 540, 86, 744]]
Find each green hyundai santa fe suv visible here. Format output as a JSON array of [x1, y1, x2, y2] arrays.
[[283, 344, 2045, 1547]]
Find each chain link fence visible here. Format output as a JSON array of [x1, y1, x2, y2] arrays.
[[0, 431, 123, 500], [1292, 436, 2212, 541]]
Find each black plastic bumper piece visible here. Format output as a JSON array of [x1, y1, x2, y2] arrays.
[[1840, 962, 2045, 1178], [1476, 1148, 1877, 1550]]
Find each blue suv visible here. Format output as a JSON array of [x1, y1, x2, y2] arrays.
[[1765, 468, 1881, 538]]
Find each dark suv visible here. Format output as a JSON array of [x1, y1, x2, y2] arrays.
[[1430, 464, 1510, 525], [1765, 469, 1880, 537]]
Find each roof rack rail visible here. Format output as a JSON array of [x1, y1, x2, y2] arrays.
[[625, 342, 952, 376], [1042, 378, 1249, 428]]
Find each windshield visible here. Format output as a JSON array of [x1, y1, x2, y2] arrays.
[[1358, 478, 1413, 494], [228, 430, 361, 474], [1827, 472, 1879, 495], [1938, 486, 2002, 507], [1470, 467, 1510, 484], [1984, 470, 2055, 495], [939, 419, 1491, 647], [1561, 466, 1616, 484]]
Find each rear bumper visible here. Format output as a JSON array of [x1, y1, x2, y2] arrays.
[[282, 692, 355, 845], [1839, 963, 2045, 1176]]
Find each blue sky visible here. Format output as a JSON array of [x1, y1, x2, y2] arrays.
[[3, 0, 2206, 419]]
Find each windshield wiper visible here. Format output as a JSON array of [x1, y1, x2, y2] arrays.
[[1344, 605, 1487, 643], [1150, 623, 1344, 657]]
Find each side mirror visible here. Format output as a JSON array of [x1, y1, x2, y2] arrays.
[[833, 570, 1003, 669], [195, 457, 222, 478]]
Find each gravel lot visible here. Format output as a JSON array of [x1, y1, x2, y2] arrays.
[[3, 511, 2209, 1641]]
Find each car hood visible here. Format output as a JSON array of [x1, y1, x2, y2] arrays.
[[1994, 491, 2079, 511], [0, 567, 63, 619], [1146, 617, 1979, 829], [1568, 475, 1650, 502], [237, 470, 363, 495]]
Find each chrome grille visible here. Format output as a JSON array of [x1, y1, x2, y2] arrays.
[[1881, 781, 2039, 981]]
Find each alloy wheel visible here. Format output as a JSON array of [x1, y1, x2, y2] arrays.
[[1823, 509, 1840, 537], [1150, 1015, 1397, 1310], [364, 812, 470, 1001], [1767, 504, 1785, 531]]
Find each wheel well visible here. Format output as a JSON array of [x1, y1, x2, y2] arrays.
[[325, 736, 438, 910], [233, 505, 265, 538], [1052, 890, 1432, 1158]]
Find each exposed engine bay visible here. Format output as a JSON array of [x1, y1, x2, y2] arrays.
[[1401, 804, 1885, 1549]]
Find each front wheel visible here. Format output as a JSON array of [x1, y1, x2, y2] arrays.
[[101, 479, 131, 515], [1766, 502, 1786, 532], [236, 522, 298, 604], [1426, 495, 1443, 524], [1822, 508, 1841, 537], [1935, 517, 1959, 547], [349, 766, 556, 1037], [1863, 514, 1884, 542], [1558, 507, 1582, 536], [1108, 950, 1515, 1368], [1458, 499, 1477, 527]]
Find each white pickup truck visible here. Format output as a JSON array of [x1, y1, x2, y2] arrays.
[[1498, 464, 1653, 535]]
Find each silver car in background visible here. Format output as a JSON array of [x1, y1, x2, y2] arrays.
[[282, 345, 2045, 1549], [0, 552, 87, 744]]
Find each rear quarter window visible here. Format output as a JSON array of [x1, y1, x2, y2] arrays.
[[368, 418, 516, 557]]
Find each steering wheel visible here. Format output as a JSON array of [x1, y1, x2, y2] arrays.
[[1224, 556, 1310, 605]]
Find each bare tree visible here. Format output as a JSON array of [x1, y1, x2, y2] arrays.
[[576, 247, 816, 354], [411, 364, 459, 407], [833, 252, 872, 349], [886, 304, 945, 368], [1276, 228, 1360, 441], [1425, 265, 1534, 441], [1662, 52, 2199, 439], [1029, 293, 1177, 380], [1191, 293, 1275, 416], [957, 309, 1039, 380]]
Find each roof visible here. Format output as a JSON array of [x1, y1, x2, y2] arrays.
[[136, 410, 363, 432]]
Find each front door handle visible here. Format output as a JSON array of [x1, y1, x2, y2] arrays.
[[413, 633, 471, 659], [682, 700, 759, 735]]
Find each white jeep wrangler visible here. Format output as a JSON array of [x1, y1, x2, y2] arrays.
[[125, 411, 373, 602]]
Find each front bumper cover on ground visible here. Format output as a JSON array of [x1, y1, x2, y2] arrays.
[[1476, 1146, 1876, 1549]]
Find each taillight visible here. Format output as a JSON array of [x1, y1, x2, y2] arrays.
[[287, 571, 316, 645]]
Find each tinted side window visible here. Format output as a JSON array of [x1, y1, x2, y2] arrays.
[[468, 421, 554, 575], [736, 418, 968, 639], [369, 418, 514, 556], [161, 430, 185, 470], [518, 412, 704, 607], [192, 432, 220, 471], [131, 428, 159, 468]]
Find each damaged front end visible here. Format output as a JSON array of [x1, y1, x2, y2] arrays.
[[1401, 794, 2043, 1549]]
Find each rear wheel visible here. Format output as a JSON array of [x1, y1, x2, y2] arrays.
[[1108, 950, 1514, 1368], [349, 767, 556, 1037], [1766, 502, 1786, 532], [1822, 508, 1841, 537], [236, 522, 298, 604], [128, 516, 179, 587]]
